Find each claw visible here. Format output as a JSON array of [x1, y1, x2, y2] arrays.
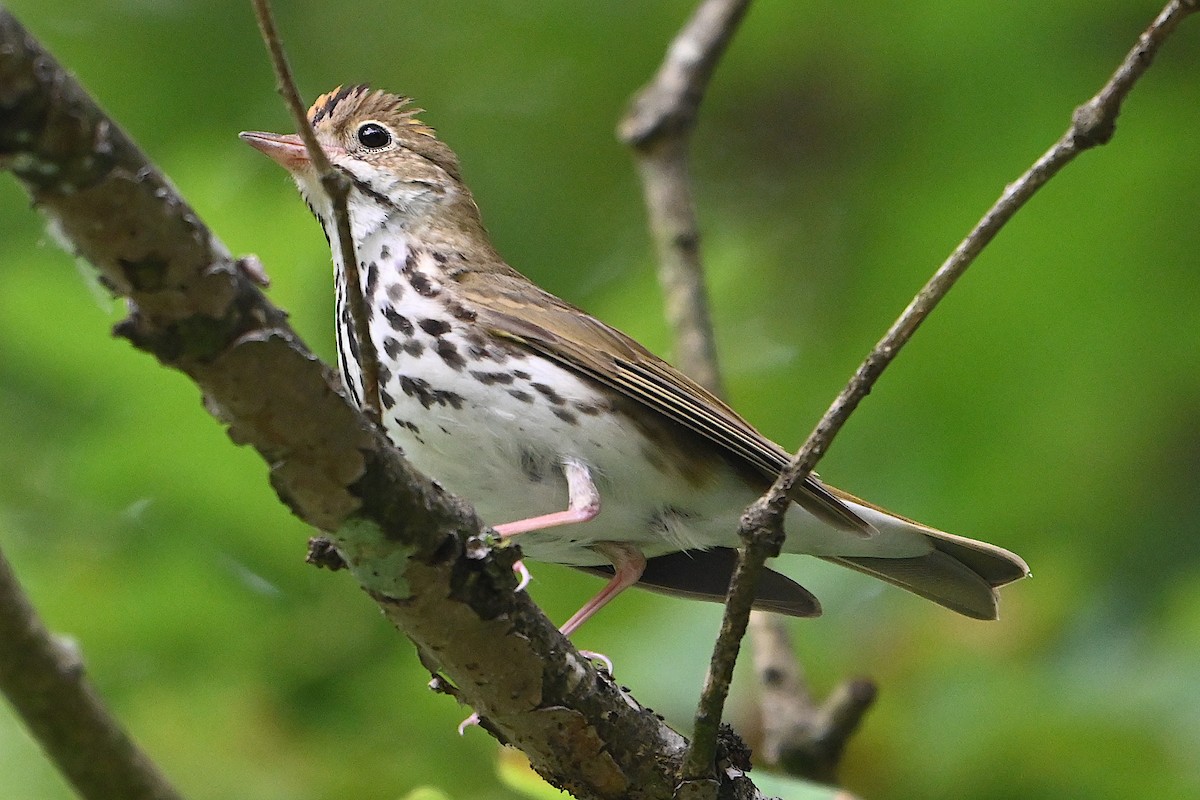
[[579, 649, 614, 674], [513, 559, 532, 592], [458, 712, 481, 735]]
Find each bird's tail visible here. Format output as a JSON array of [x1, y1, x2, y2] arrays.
[[789, 489, 1029, 620]]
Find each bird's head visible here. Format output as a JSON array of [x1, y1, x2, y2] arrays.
[[241, 85, 470, 239]]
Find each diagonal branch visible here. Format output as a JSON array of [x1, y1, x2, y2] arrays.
[[724, 0, 1198, 777], [752, 0, 1199, 521], [0, 546, 187, 800]]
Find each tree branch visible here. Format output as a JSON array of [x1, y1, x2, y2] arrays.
[[0, 9, 771, 800], [621, 1, 876, 789], [618, 0, 750, 396], [0, 546, 187, 800], [726, 0, 1198, 777], [748, 613, 875, 783], [752, 0, 1199, 520]]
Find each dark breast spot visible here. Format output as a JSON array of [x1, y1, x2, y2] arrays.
[[470, 370, 514, 385], [363, 261, 379, 297], [402, 339, 425, 357], [384, 307, 413, 335], [512, 370, 531, 381], [380, 389, 395, 410], [508, 389, 533, 403], [446, 301, 477, 322], [386, 283, 405, 302], [386, 416, 423, 444], [379, 244, 391, 260], [419, 318, 452, 337], [383, 337, 402, 359], [573, 399, 610, 416], [531, 382, 565, 405], [435, 339, 466, 370], [408, 271, 439, 297], [552, 408, 578, 425], [398, 375, 465, 410]]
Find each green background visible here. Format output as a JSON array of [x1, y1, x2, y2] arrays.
[[2, 2, 1198, 798]]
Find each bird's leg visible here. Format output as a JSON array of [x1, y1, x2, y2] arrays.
[[560, 541, 646, 637], [459, 540, 643, 735], [492, 458, 600, 537], [489, 458, 643, 636]]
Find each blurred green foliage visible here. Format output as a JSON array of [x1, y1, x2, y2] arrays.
[[1, 1, 1198, 799]]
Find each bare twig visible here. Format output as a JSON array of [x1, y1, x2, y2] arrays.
[[753, 0, 1199, 519], [249, 0, 382, 423], [619, 0, 880, 788], [618, 0, 750, 395], [749, 614, 875, 783], [0, 546, 187, 800], [721, 0, 1199, 778]]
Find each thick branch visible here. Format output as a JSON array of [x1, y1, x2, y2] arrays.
[[0, 11, 769, 800]]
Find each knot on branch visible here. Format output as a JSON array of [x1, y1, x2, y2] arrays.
[[618, 86, 698, 150], [1070, 99, 1118, 148], [737, 496, 787, 558]]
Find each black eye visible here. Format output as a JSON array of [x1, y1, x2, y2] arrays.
[[356, 122, 392, 149]]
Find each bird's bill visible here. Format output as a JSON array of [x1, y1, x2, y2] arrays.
[[239, 130, 312, 171]]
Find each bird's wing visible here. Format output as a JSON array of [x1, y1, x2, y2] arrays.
[[459, 272, 869, 533]]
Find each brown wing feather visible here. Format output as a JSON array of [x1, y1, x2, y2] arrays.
[[457, 271, 869, 533]]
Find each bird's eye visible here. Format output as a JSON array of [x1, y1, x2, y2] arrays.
[[356, 122, 392, 149]]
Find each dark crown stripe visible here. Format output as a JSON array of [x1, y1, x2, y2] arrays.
[[310, 84, 369, 124]]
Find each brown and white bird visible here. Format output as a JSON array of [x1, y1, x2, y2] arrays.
[[241, 85, 1028, 636]]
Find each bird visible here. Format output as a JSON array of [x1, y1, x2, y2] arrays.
[[240, 85, 1028, 638]]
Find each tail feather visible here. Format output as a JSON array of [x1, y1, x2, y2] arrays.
[[822, 549, 1001, 619], [807, 488, 1030, 619]]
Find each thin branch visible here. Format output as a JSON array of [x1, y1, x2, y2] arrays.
[[723, 0, 1199, 775], [618, 0, 750, 395], [755, 0, 1199, 518], [619, 0, 880, 788], [748, 613, 875, 783], [249, 0, 382, 423], [0, 546, 187, 800]]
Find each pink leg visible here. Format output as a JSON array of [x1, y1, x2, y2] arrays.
[[459, 541, 643, 735], [493, 458, 599, 537], [559, 542, 646, 638]]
